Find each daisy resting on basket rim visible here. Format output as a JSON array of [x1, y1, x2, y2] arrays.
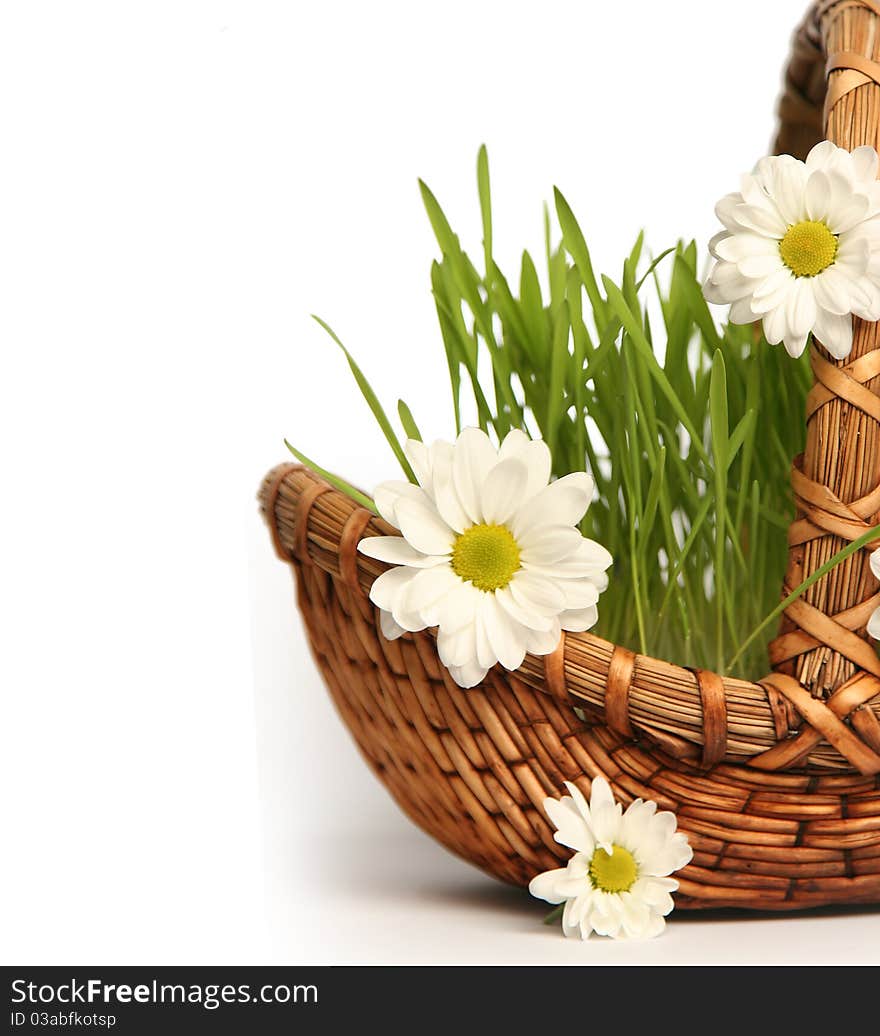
[[703, 141, 880, 360], [529, 777, 693, 940], [357, 427, 612, 688]]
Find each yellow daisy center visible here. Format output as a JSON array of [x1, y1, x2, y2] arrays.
[[451, 523, 521, 592], [779, 220, 838, 277], [589, 845, 638, 894]]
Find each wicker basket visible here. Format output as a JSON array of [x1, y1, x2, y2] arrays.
[[260, 0, 880, 911]]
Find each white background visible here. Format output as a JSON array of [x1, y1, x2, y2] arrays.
[[3, 0, 878, 965]]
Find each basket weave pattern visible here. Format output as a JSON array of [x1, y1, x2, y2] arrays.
[[261, 0, 880, 910]]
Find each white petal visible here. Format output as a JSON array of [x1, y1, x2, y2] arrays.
[[770, 158, 808, 224], [738, 252, 784, 279], [850, 146, 879, 182], [401, 565, 460, 616], [782, 331, 809, 358], [494, 586, 555, 632], [509, 571, 566, 615], [447, 660, 488, 688], [394, 498, 456, 556], [562, 781, 594, 825], [561, 897, 585, 939], [566, 893, 597, 939], [379, 609, 406, 641], [749, 268, 797, 316], [732, 202, 786, 237], [523, 622, 562, 656], [714, 192, 745, 232], [588, 777, 622, 853], [785, 278, 817, 337], [358, 535, 447, 568], [511, 472, 594, 538], [497, 428, 529, 454], [870, 548, 880, 582], [619, 892, 654, 939], [480, 594, 527, 672], [729, 297, 758, 324], [762, 304, 788, 346], [715, 232, 778, 263], [837, 232, 871, 271], [524, 555, 609, 588], [372, 480, 430, 527], [498, 430, 553, 502], [556, 578, 600, 610], [437, 621, 477, 667], [632, 876, 678, 916], [573, 537, 614, 570], [811, 266, 858, 316], [805, 140, 837, 170], [545, 797, 596, 855], [480, 457, 530, 525], [710, 258, 755, 290], [560, 604, 599, 632], [369, 566, 419, 612], [519, 525, 584, 565], [558, 852, 591, 889], [427, 442, 470, 533], [703, 274, 731, 306], [804, 169, 831, 221], [431, 483, 469, 535], [637, 815, 694, 876], [813, 309, 853, 359], [432, 580, 480, 634], [392, 607, 430, 633], [752, 264, 795, 300], [867, 605, 880, 641], [404, 439, 433, 492], [618, 797, 656, 850], [588, 891, 625, 938], [452, 427, 498, 524], [825, 174, 871, 234], [851, 274, 880, 320], [528, 867, 570, 905], [474, 602, 496, 669]]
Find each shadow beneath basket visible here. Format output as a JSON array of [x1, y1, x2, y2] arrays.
[[312, 822, 531, 912], [314, 821, 880, 926], [671, 901, 880, 924]]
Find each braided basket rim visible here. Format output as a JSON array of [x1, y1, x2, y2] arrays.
[[261, 465, 880, 775]]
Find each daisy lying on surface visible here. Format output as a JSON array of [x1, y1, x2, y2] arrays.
[[357, 428, 613, 688], [529, 777, 693, 940], [704, 141, 880, 359]]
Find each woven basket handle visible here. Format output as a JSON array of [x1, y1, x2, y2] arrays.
[[774, 0, 880, 159], [772, 0, 880, 695]]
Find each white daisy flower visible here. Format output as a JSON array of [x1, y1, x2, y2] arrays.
[[357, 428, 612, 689], [867, 549, 880, 642], [704, 141, 880, 359], [529, 777, 693, 940]]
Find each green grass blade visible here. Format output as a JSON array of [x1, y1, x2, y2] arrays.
[[554, 187, 606, 325], [284, 441, 378, 513], [477, 144, 492, 278], [311, 315, 417, 483], [397, 399, 423, 442], [710, 350, 729, 671], [727, 522, 880, 673], [602, 277, 711, 466], [545, 301, 570, 460]]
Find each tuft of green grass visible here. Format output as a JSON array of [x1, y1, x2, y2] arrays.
[[291, 147, 824, 680]]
